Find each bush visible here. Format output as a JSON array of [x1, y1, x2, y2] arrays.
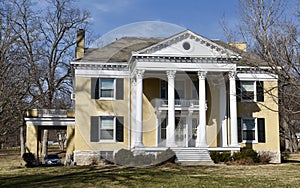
[[232, 147, 260, 164], [114, 149, 134, 166], [155, 148, 176, 165], [134, 154, 155, 166], [22, 153, 37, 167], [210, 151, 232, 163], [259, 152, 272, 164]]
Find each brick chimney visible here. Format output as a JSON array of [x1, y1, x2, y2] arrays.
[[228, 42, 247, 52], [76, 29, 85, 60]]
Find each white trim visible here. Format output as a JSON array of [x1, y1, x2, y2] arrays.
[[237, 73, 277, 81], [25, 117, 75, 126], [74, 69, 129, 78], [71, 61, 128, 66], [135, 62, 236, 72]]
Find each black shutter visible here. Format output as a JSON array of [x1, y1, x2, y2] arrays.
[[256, 81, 264, 102], [236, 80, 241, 102], [258, 118, 266, 143], [91, 78, 99, 99], [116, 116, 124, 142], [116, 78, 124, 100], [237, 118, 242, 142], [90, 116, 99, 142]]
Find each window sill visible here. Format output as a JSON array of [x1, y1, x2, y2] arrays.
[[98, 98, 115, 101], [242, 140, 258, 144], [99, 140, 116, 143]]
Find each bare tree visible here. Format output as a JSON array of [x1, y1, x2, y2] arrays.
[[225, 0, 300, 152], [0, 0, 90, 155]]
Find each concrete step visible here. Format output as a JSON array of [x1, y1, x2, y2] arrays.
[[171, 147, 214, 165]]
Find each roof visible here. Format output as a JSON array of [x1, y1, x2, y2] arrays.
[[79, 37, 164, 62], [78, 34, 269, 67], [212, 40, 269, 66]]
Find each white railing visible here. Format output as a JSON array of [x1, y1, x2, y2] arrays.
[[152, 99, 205, 109]]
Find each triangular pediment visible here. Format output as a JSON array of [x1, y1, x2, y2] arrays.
[[133, 30, 240, 59]]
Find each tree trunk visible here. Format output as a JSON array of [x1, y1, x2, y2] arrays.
[[20, 124, 25, 157], [42, 129, 48, 156]]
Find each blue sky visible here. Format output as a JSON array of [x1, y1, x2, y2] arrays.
[[33, 0, 298, 47], [77, 0, 241, 46]]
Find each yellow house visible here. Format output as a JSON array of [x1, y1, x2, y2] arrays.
[[70, 29, 280, 165]]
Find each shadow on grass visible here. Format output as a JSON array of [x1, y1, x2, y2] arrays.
[[0, 165, 183, 188]]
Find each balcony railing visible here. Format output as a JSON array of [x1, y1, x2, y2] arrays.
[[152, 98, 207, 109]]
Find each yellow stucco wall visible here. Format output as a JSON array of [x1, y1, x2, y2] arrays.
[[75, 77, 129, 151], [237, 81, 279, 152], [66, 126, 75, 155], [26, 125, 40, 155]]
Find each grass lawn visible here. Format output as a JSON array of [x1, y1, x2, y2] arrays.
[[1, 149, 300, 187]]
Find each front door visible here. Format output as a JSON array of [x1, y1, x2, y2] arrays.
[[175, 117, 186, 147]]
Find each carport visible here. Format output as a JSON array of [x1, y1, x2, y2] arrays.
[[24, 109, 75, 162]]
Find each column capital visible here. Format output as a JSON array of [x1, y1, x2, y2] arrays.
[[228, 71, 237, 79], [131, 78, 137, 86], [136, 69, 145, 79], [166, 70, 176, 79], [197, 71, 207, 79]]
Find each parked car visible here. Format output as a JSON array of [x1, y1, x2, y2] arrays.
[[44, 154, 62, 166]]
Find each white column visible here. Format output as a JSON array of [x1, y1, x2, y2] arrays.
[[220, 80, 228, 147], [134, 69, 145, 148], [196, 71, 208, 147], [229, 72, 239, 147], [166, 70, 176, 147], [131, 79, 136, 148]]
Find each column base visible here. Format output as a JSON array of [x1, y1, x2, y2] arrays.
[[196, 143, 208, 148], [134, 142, 144, 148], [166, 142, 177, 148]]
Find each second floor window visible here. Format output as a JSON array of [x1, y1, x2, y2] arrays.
[[239, 81, 264, 102], [100, 79, 115, 99]]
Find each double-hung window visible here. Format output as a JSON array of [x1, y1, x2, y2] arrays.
[[90, 116, 124, 143], [241, 81, 255, 101], [241, 119, 256, 142], [238, 117, 266, 143], [239, 81, 264, 102], [99, 117, 115, 141], [100, 79, 115, 99]]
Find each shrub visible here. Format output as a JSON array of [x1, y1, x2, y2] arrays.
[[134, 154, 155, 166], [259, 152, 271, 164], [114, 149, 134, 166], [232, 147, 260, 164], [155, 148, 176, 165], [210, 151, 232, 163], [22, 153, 37, 167]]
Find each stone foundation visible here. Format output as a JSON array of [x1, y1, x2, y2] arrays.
[[74, 150, 104, 165], [257, 150, 281, 163]]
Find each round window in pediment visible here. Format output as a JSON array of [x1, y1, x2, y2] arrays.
[[182, 42, 191, 50]]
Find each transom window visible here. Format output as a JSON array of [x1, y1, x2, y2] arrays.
[[100, 117, 115, 141], [100, 79, 115, 99]]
